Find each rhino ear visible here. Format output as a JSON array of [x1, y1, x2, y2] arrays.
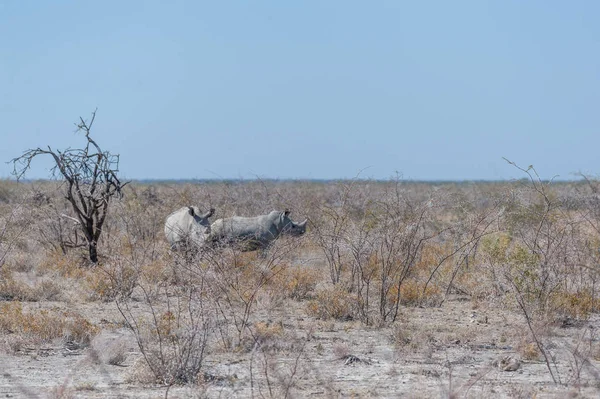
[[187, 207, 195, 216], [283, 209, 291, 217]]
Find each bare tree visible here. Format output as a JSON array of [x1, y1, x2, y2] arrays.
[[11, 110, 127, 263]]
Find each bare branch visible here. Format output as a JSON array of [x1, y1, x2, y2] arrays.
[[10, 110, 128, 263]]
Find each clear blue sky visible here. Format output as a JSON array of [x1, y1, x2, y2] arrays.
[[1, 1, 599, 180]]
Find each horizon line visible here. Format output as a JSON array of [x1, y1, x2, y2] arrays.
[[2, 177, 588, 184]]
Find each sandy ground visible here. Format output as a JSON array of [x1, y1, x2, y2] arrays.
[[1, 295, 600, 399]]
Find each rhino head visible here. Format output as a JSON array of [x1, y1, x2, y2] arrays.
[[280, 209, 307, 237], [188, 206, 216, 241], [188, 206, 215, 220]]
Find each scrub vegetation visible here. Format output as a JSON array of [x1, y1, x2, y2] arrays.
[[2, 171, 600, 397]]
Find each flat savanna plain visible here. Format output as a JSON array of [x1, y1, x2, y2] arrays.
[[1, 179, 600, 398]]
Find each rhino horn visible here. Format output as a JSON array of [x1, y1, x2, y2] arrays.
[[298, 219, 307, 227], [202, 208, 215, 219]]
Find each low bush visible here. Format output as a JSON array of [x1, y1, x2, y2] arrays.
[[85, 260, 139, 301], [306, 285, 355, 320], [0, 302, 98, 346], [269, 266, 320, 301]]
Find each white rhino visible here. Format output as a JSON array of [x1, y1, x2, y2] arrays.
[[208, 210, 307, 251], [164, 206, 215, 250]]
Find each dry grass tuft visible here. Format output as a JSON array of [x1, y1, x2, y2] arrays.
[[0, 270, 62, 302], [2, 252, 36, 273], [37, 250, 87, 279], [333, 342, 351, 358], [47, 385, 76, 399], [519, 342, 540, 361], [550, 289, 599, 320], [85, 261, 139, 301], [0, 302, 98, 346], [306, 285, 355, 320], [269, 266, 320, 301], [0, 179, 20, 204], [74, 381, 97, 392], [139, 258, 170, 285], [388, 279, 443, 307], [0, 269, 33, 301], [391, 322, 435, 353], [30, 279, 63, 301], [252, 321, 284, 344]]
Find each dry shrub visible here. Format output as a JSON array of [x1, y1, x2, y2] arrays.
[[592, 342, 600, 362], [549, 289, 599, 320], [67, 312, 100, 344], [196, 240, 302, 347], [116, 235, 136, 259], [481, 232, 511, 264], [519, 342, 540, 361], [74, 382, 97, 392], [47, 386, 75, 399], [37, 250, 86, 279], [415, 242, 450, 272], [478, 232, 515, 297], [91, 334, 128, 366], [503, 317, 552, 363], [156, 311, 177, 339], [128, 318, 209, 384], [269, 266, 319, 301], [453, 267, 495, 300], [0, 269, 33, 301], [249, 321, 284, 349], [29, 279, 62, 301], [254, 321, 284, 339], [2, 252, 36, 273], [117, 288, 213, 385], [0, 179, 19, 203], [127, 357, 157, 384], [391, 322, 435, 353], [392, 316, 471, 355], [387, 279, 443, 307], [0, 302, 98, 345], [1, 334, 27, 354], [333, 342, 351, 358], [0, 270, 62, 302], [407, 241, 463, 300], [391, 323, 413, 349], [306, 285, 354, 320], [506, 385, 537, 399], [106, 343, 128, 366], [139, 258, 170, 285], [85, 260, 139, 301], [248, 334, 309, 399]]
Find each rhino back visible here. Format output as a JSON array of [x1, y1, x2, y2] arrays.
[[212, 213, 281, 242]]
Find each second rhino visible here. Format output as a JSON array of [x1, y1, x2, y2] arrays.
[[208, 210, 307, 251]]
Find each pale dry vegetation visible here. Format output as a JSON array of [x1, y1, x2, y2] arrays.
[[2, 174, 600, 397]]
